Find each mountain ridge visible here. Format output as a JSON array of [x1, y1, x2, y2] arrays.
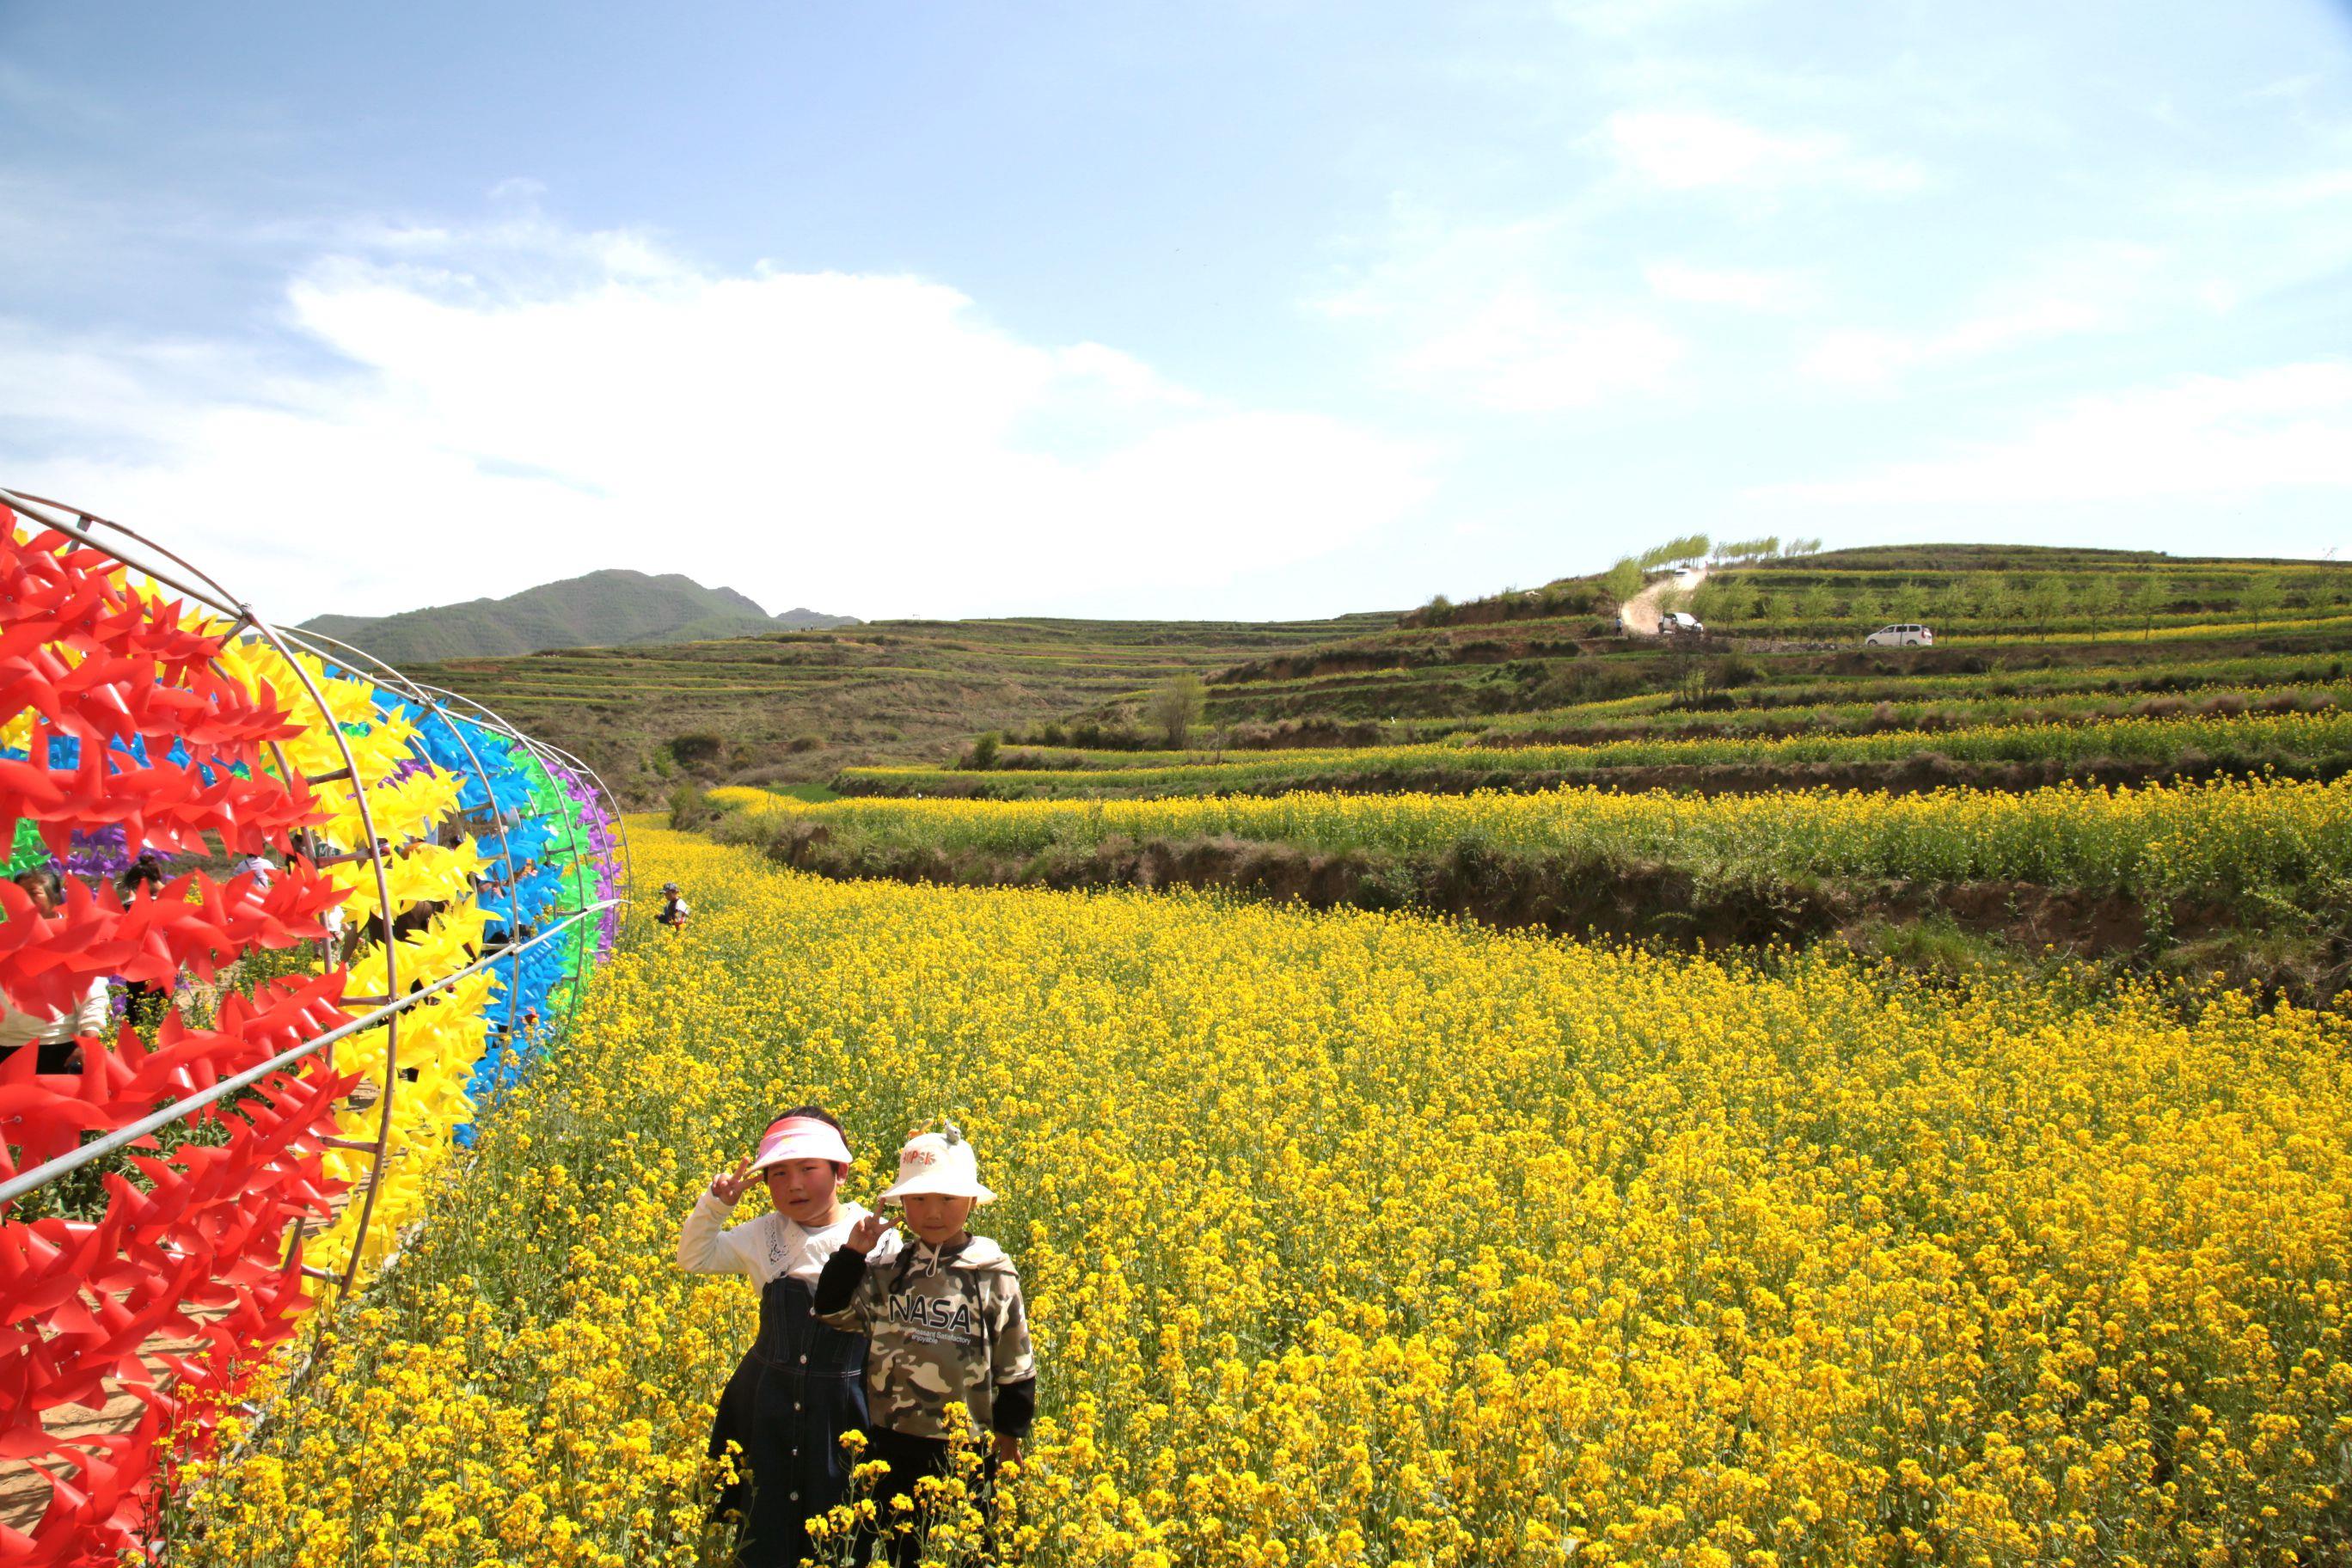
[[299, 568, 858, 664]]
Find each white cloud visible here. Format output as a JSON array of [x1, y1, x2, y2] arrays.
[[1400, 286, 1685, 412], [1308, 202, 1686, 413], [1800, 300, 2107, 385], [1798, 241, 2171, 386], [1603, 110, 1925, 194], [0, 222, 1435, 620], [1760, 363, 2352, 506], [2188, 167, 2352, 211], [1643, 260, 1810, 310]]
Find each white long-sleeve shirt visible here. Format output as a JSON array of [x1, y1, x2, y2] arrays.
[[677, 1191, 901, 1286], [0, 977, 111, 1054]]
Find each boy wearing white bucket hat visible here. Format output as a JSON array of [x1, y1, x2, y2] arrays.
[[814, 1122, 1035, 1566]]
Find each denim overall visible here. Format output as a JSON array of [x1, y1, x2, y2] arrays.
[[709, 1272, 873, 1566]]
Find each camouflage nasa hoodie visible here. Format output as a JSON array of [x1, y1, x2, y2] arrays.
[[813, 1233, 1037, 1442]]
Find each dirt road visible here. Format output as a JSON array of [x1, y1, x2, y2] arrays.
[[1620, 563, 1709, 634]]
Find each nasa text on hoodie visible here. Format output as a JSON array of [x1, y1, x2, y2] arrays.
[[813, 1234, 1035, 1440]]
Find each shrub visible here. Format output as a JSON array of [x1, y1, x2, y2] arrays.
[[666, 782, 714, 830], [668, 732, 725, 766], [1146, 674, 1207, 749], [1602, 558, 1645, 605]]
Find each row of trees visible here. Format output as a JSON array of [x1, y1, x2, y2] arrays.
[[1712, 536, 1823, 564], [1687, 569, 2343, 640], [1419, 537, 1837, 628], [1638, 535, 1712, 570], [1602, 536, 1829, 605]]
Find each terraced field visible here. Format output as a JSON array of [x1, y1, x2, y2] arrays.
[[413, 613, 1392, 802], [667, 545, 2352, 1005], [418, 544, 2352, 812], [1162, 545, 2352, 735], [839, 706, 2352, 798]]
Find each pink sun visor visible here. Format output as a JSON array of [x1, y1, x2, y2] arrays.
[[749, 1115, 854, 1173]]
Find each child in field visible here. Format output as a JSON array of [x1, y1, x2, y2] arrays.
[[679, 1106, 902, 1567], [657, 882, 691, 930], [815, 1124, 1035, 1566]]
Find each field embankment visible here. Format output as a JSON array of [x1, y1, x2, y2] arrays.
[[836, 708, 2352, 800], [695, 777, 2352, 1005]]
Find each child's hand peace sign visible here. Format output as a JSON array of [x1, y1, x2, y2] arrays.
[[708, 1154, 757, 1206], [846, 1207, 896, 1256]]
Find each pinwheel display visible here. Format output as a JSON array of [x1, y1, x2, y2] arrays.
[[0, 499, 627, 1565]]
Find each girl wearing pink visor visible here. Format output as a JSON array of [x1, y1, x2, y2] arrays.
[[678, 1106, 902, 1566]]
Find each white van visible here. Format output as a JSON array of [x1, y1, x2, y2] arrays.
[[1864, 623, 1934, 647], [1660, 610, 1706, 636]]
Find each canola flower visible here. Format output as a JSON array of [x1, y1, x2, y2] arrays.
[[1416, 683, 2348, 750], [710, 773, 2352, 918], [180, 820, 2352, 1566], [833, 708, 2352, 799], [1231, 653, 2352, 747], [1963, 609, 2352, 647]]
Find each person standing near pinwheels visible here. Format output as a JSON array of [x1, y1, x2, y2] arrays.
[[679, 1108, 899, 1565], [814, 1123, 1036, 1566], [0, 867, 112, 1069], [657, 881, 691, 930]]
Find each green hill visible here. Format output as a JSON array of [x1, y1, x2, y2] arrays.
[[299, 569, 857, 664]]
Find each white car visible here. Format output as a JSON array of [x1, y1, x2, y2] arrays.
[[1865, 622, 1934, 647], [1660, 610, 1706, 636]]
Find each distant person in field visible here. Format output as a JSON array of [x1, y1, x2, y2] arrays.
[[679, 1107, 897, 1568], [657, 881, 691, 930], [1, 867, 111, 1070], [816, 1123, 1036, 1568]]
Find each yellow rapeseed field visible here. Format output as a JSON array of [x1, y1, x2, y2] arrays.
[[180, 822, 2352, 1567], [708, 775, 2352, 914]]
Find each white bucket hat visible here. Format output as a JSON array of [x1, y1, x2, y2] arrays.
[[880, 1124, 995, 1204]]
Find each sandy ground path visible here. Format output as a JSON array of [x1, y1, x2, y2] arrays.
[[1620, 563, 1709, 634]]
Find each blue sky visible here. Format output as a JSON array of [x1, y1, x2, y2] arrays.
[[3, 1, 2349, 623]]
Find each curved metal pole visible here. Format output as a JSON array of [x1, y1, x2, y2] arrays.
[[406, 693, 633, 918], [4, 486, 262, 626], [529, 743, 611, 926], [406, 686, 622, 1040], [517, 736, 597, 1040], [0, 900, 621, 1206], [279, 640, 598, 1115], [264, 642, 635, 1031], [283, 631, 530, 1076], [535, 738, 636, 916], [0, 489, 407, 1298]]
